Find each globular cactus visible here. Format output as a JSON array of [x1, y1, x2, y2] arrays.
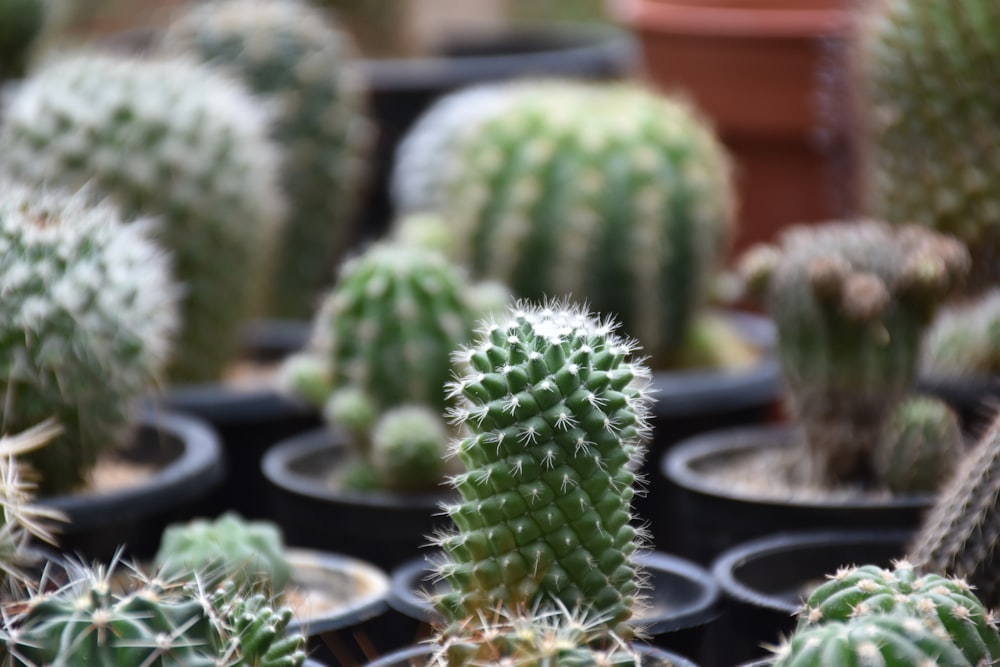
[[0, 0, 45, 81], [858, 0, 1000, 294], [908, 412, 1000, 608], [432, 300, 654, 649], [922, 288, 1000, 378], [368, 405, 450, 493], [0, 51, 285, 384], [0, 557, 307, 666], [394, 80, 735, 367], [771, 560, 1000, 666], [0, 181, 176, 495], [162, 0, 372, 318], [739, 220, 969, 487], [153, 512, 291, 596], [872, 396, 964, 494]]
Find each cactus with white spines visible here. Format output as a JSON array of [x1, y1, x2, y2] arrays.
[[739, 220, 969, 487], [0, 51, 285, 384], [922, 288, 1000, 378], [431, 300, 654, 658], [395, 80, 735, 368], [162, 0, 372, 318], [0, 181, 176, 495]]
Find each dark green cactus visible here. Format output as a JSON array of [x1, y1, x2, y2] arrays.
[[922, 288, 1000, 377], [859, 0, 1000, 294], [396, 80, 735, 367], [739, 220, 969, 487], [153, 512, 292, 596], [0, 558, 307, 666], [432, 300, 654, 644], [872, 396, 964, 494], [0, 52, 285, 384], [162, 0, 372, 318], [0, 0, 45, 81]]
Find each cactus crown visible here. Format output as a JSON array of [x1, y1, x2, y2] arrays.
[[431, 299, 654, 654], [0, 51, 285, 384], [0, 181, 177, 494]]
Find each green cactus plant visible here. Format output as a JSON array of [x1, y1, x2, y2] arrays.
[[0, 0, 46, 81], [430, 299, 654, 660], [858, 0, 1000, 294], [161, 0, 372, 318], [153, 512, 291, 597], [0, 557, 307, 666], [738, 220, 969, 487], [872, 396, 964, 495], [0, 180, 176, 495], [922, 288, 1000, 378], [393, 80, 736, 368], [0, 51, 285, 384]]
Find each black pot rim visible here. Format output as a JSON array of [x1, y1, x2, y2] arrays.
[[387, 550, 720, 635], [261, 428, 452, 510], [663, 423, 936, 510], [711, 529, 914, 617], [38, 407, 224, 529], [360, 22, 636, 91]]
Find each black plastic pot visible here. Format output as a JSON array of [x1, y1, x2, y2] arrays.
[[384, 551, 719, 664], [363, 641, 697, 667], [710, 530, 911, 666], [261, 428, 453, 571], [155, 319, 322, 520], [641, 310, 782, 553], [662, 424, 934, 565], [917, 372, 1000, 439], [38, 408, 224, 561], [352, 22, 637, 244]]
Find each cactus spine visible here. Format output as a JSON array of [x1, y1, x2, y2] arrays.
[[432, 300, 654, 657], [0, 52, 285, 384], [0, 181, 176, 494], [162, 0, 371, 318], [397, 80, 735, 367], [739, 220, 969, 487], [859, 0, 1000, 294]]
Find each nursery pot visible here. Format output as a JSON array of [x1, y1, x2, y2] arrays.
[[155, 319, 322, 520], [37, 408, 224, 561], [710, 529, 911, 665], [363, 641, 698, 667], [661, 424, 935, 565], [261, 428, 454, 571], [385, 551, 720, 664]]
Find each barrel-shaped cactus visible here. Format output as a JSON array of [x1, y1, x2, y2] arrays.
[[739, 220, 969, 486], [858, 0, 1000, 293], [0, 0, 45, 81], [0, 181, 176, 494], [872, 396, 964, 494], [432, 300, 654, 645], [162, 0, 371, 318], [0, 52, 285, 384], [396, 80, 735, 367]]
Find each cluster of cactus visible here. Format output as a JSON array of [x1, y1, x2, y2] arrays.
[[429, 299, 655, 663], [0, 180, 176, 494], [392, 79, 736, 368], [283, 236, 509, 492], [858, 0, 1000, 294], [0, 0, 46, 81], [921, 288, 1000, 378], [153, 512, 291, 597], [0, 556, 307, 666], [738, 219, 969, 487], [772, 560, 1000, 666], [161, 0, 372, 318], [0, 51, 285, 384]]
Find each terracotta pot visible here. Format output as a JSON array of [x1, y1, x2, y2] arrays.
[[610, 0, 866, 257]]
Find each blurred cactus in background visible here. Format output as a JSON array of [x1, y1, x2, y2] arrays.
[[922, 288, 1000, 378], [0, 0, 46, 81]]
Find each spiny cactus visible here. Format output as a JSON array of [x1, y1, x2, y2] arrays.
[[908, 411, 1000, 608], [0, 51, 285, 384], [922, 288, 1000, 378], [0, 0, 45, 81], [0, 181, 176, 494], [858, 0, 1000, 294], [770, 560, 1000, 666], [872, 396, 964, 494], [162, 0, 372, 318], [432, 300, 654, 648], [739, 220, 969, 487], [368, 405, 450, 493], [395, 80, 735, 367], [153, 513, 291, 596], [0, 556, 307, 666]]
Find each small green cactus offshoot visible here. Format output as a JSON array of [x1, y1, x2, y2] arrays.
[[432, 300, 654, 651], [739, 220, 970, 488], [922, 288, 1000, 378], [0, 51, 285, 384], [0, 181, 177, 494], [162, 0, 372, 318], [872, 396, 964, 494], [0, 0, 45, 81], [153, 513, 292, 597]]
